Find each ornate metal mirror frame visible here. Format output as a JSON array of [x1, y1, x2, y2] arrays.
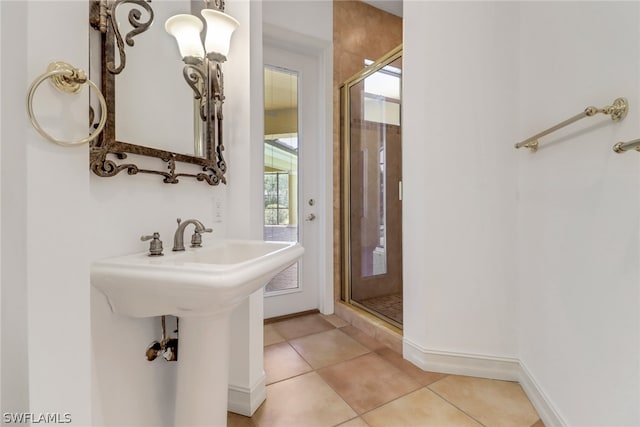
[[89, 0, 227, 185]]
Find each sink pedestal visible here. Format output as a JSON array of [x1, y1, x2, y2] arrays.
[[91, 239, 304, 426], [175, 312, 231, 427]]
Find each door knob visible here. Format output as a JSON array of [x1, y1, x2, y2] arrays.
[[305, 213, 316, 221]]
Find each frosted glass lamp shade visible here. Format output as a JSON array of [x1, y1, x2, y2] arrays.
[[201, 9, 239, 58], [165, 14, 205, 59]]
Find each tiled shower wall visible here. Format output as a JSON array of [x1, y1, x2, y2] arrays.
[[333, 0, 402, 301]]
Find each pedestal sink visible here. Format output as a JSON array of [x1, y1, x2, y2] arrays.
[[91, 239, 304, 426]]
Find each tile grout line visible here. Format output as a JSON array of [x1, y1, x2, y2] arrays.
[[312, 350, 435, 422], [285, 326, 375, 370], [269, 321, 465, 424], [270, 317, 341, 343], [262, 317, 542, 427], [354, 385, 427, 421], [331, 415, 364, 427], [322, 357, 425, 422], [268, 319, 439, 424], [269, 320, 412, 425], [327, 356, 449, 422], [427, 385, 487, 427], [320, 370, 364, 425], [285, 330, 371, 420], [266, 321, 371, 419]]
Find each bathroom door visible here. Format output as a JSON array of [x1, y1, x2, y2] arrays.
[[262, 43, 320, 318]]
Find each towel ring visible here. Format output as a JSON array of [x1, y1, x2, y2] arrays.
[[27, 61, 107, 147]]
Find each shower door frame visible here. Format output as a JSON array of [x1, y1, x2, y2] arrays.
[[341, 44, 403, 329]]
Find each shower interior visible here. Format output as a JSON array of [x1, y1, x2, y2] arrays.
[[341, 46, 403, 327]]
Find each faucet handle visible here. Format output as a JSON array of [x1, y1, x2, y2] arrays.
[[141, 232, 164, 256], [190, 227, 213, 248]]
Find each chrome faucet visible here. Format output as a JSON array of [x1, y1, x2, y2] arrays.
[[172, 218, 212, 251]]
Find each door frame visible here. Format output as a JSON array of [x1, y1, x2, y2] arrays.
[[341, 45, 403, 328], [262, 25, 333, 317]]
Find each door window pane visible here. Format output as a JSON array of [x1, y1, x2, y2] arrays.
[[264, 66, 299, 292]]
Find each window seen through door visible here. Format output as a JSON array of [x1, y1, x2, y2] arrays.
[[263, 66, 300, 292]]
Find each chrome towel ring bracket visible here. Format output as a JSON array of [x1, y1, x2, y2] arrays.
[[27, 61, 107, 147]]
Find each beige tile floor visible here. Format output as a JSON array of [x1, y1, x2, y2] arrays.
[[228, 313, 543, 427]]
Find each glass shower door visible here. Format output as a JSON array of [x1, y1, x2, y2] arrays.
[[342, 46, 403, 327]]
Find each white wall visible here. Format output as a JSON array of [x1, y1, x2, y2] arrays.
[[226, 0, 264, 243], [0, 0, 3, 411], [403, 1, 519, 360], [1, 0, 29, 418], [225, 0, 268, 416], [263, 0, 332, 44], [0, 1, 91, 424], [26, 1, 93, 418], [404, 2, 640, 426], [517, 3, 640, 425]]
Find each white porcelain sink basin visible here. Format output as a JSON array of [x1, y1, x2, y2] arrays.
[[91, 239, 304, 318], [92, 238, 304, 426]]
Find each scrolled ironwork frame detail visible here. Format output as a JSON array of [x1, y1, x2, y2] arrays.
[[91, 0, 154, 75], [89, 0, 228, 186]]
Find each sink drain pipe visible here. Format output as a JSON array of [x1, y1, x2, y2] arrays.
[[146, 316, 179, 361]]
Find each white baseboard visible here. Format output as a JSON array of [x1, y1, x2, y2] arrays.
[[403, 338, 521, 381], [227, 374, 266, 417], [518, 362, 565, 427], [403, 338, 566, 427]]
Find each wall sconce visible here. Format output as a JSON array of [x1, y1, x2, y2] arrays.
[[165, 7, 239, 166]]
